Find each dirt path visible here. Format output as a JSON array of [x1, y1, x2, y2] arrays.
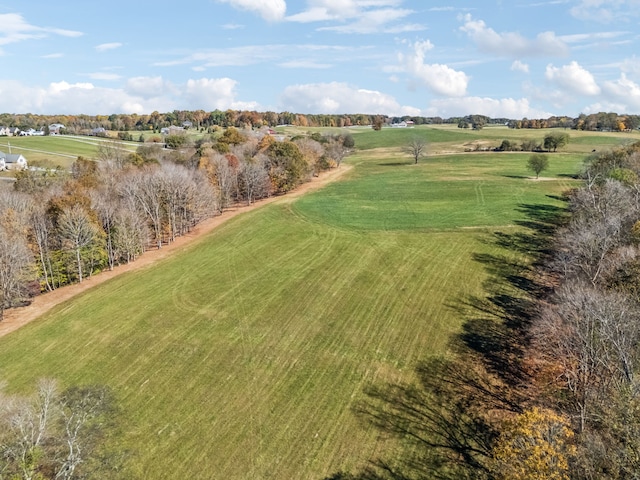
[[0, 165, 353, 338]]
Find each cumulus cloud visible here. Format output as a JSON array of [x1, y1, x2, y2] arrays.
[[425, 96, 553, 119], [0, 76, 258, 115], [184, 78, 255, 111], [399, 40, 469, 97], [545, 61, 601, 95], [125, 76, 173, 99], [95, 42, 123, 52], [0, 81, 151, 115], [511, 60, 529, 73], [459, 14, 569, 57], [0, 13, 82, 47], [279, 82, 419, 116], [600, 73, 640, 110], [217, 0, 286, 21]]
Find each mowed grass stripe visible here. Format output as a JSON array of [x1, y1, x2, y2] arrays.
[[0, 143, 577, 478]]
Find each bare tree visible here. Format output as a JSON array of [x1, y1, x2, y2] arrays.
[[55, 385, 114, 480], [120, 168, 165, 249], [239, 154, 271, 205], [0, 379, 58, 480], [112, 203, 149, 263], [208, 153, 236, 210], [0, 225, 34, 321], [57, 205, 102, 283], [96, 139, 129, 167], [403, 137, 428, 164], [533, 283, 640, 432]]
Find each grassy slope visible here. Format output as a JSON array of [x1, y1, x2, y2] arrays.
[[0, 127, 635, 478]]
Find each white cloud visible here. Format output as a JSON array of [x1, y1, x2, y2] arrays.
[[545, 61, 601, 95], [42, 53, 64, 59], [0, 76, 257, 115], [0, 81, 154, 115], [399, 40, 469, 97], [0, 13, 82, 47], [278, 60, 332, 69], [87, 72, 122, 81], [570, 0, 640, 23], [459, 14, 569, 57], [125, 76, 174, 99], [95, 42, 123, 52], [217, 0, 286, 21], [600, 73, 640, 111], [184, 78, 250, 111], [287, 0, 423, 34], [279, 82, 418, 116], [425, 96, 553, 119], [511, 60, 529, 73]]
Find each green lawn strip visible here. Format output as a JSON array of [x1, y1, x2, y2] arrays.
[[0, 199, 500, 478], [0, 140, 580, 478], [293, 151, 578, 232]]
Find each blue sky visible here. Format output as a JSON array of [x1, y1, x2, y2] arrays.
[[1, 0, 640, 118]]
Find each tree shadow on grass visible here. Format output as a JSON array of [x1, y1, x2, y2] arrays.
[[324, 202, 568, 480], [376, 161, 414, 167]]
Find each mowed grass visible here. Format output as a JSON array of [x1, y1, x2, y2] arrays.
[[0, 133, 595, 478], [0, 207, 496, 478], [0, 135, 139, 168]]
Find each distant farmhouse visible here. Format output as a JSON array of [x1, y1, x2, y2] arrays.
[[0, 151, 28, 170], [0, 126, 19, 136], [161, 126, 185, 135], [49, 123, 65, 135], [20, 128, 45, 136]]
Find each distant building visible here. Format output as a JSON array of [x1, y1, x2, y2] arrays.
[[91, 127, 107, 136], [0, 151, 27, 170], [161, 126, 185, 135], [49, 123, 65, 135]]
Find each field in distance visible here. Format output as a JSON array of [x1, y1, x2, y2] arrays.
[[0, 127, 637, 478]]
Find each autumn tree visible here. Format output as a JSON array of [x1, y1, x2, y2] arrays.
[[491, 407, 575, 480], [267, 141, 309, 193]]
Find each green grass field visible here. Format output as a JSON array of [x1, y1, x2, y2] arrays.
[[0, 129, 635, 478]]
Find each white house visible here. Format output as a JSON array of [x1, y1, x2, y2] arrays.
[[0, 126, 10, 136], [0, 151, 28, 170]]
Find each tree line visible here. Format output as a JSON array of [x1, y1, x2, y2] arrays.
[[0, 128, 353, 319], [2, 110, 639, 135], [329, 142, 640, 479]]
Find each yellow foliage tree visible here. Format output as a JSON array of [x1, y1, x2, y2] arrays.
[[491, 407, 575, 480]]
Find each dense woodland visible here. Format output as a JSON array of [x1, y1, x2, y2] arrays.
[[0, 127, 352, 321], [1, 110, 639, 134], [331, 142, 640, 479]]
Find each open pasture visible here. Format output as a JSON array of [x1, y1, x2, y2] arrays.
[[0, 135, 139, 168], [0, 128, 618, 478]]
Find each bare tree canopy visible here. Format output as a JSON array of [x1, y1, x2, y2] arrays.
[[403, 137, 428, 164]]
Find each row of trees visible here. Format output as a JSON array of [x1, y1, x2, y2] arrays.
[[331, 142, 640, 479], [495, 132, 570, 153], [2, 110, 638, 135], [0, 129, 352, 317]]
